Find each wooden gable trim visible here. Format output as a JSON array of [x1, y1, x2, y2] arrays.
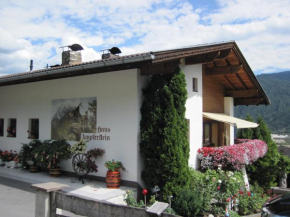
[[234, 98, 264, 106], [205, 64, 243, 76], [226, 90, 260, 98]]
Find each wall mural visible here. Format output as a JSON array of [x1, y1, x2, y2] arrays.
[[51, 97, 97, 141]]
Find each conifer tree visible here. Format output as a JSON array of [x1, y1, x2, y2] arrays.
[[245, 116, 280, 189], [140, 68, 190, 199], [237, 114, 254, 139]]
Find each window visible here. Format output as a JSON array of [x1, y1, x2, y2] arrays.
[[7, 119, 17, 138], [28, 119, 39, 139], [192, 77, 198, 92], [0, 119, 3, 137]]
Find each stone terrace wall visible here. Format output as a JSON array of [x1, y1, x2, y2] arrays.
[[54, 191, 180, 217]]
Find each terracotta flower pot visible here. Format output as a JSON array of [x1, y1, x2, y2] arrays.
[[106, 170, 121, 189]]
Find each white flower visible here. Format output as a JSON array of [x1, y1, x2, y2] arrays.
[[218, 180, 222, 183]]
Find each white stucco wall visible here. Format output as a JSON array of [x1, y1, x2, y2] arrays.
[[180, 63, 203, 168], [0, 69, 142, 183], [224, 97, 235, 145]]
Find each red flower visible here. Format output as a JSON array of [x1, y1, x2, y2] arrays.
[[261, 193, 264, 197], [217, 186, 221, 190], [239, 191, 244, 194], [226, 198, 231, 202], [247, 191, 251, 196]]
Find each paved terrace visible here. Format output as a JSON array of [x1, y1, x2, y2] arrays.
[[0, 166, 136, 205]]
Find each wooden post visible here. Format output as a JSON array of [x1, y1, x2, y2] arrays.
[[31, 182, 68, 217]]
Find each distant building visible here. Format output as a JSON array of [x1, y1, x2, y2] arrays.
[[272, 134, 289, 139]]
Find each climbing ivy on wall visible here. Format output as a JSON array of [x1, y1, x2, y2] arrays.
[[140, 67, 190, 199]]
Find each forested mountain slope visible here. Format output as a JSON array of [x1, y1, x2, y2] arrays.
[[235, 71, 290, 133]]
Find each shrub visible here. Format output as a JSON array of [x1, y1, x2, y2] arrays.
[[236, 188, 268, 215], [179, 169, 244, 216], [140, 68, 190, 199], [173, 187, 203, 217]]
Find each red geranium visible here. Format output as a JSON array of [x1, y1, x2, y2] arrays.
[[197, 139, 267, 170]]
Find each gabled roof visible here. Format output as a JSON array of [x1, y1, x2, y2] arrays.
[[0, 41, 270, 106]]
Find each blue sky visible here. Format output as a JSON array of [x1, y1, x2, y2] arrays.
[[0, 0, 290, 76]]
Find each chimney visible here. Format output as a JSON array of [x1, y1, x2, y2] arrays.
[[101, 47, 122, 60], [62, 51, 82, 66], [60, 44, 83, 66]]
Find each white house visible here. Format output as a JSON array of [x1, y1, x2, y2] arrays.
[[0, 41, 270, 189]]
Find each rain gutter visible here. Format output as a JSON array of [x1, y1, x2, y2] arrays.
[[0, 53, 155, 84]]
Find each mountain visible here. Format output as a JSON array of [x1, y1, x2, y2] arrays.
[[235, 71, 290, 133]]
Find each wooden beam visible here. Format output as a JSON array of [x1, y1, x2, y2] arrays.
[[226, 90, 260, 98], [215, 49, 232, 59], [236, 73, 248, 89], [205, 64, 242, 76], [224, 75, 236, 90], [185, 51, 220, 65], [234, 98, 264, 106]]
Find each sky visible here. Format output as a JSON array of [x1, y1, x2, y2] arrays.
[[0, 0, 290, 76]]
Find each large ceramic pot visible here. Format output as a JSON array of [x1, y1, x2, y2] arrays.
[[49, 168, 61, 177], [106, 170, 121, 189]]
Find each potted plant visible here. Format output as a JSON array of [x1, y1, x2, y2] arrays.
[[105, 159, 126, 189], [7, 127, 16, 137], [34, 140, 72, 177], [86, 148, 105, 159], [19, 140, 42, 172], [1, 150, 17, 167]]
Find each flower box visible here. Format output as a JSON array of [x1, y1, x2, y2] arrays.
[[5, 161, 16, 168], [0, 159, 4, 165], [197, 139, 268, 170]]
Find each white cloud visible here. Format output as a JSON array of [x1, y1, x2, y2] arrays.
[[0, 0, 290, 75]]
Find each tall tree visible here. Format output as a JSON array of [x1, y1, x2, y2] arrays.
[[245, 116, 280, 189], [237, 114, 254, 139], [140, 68, 190, 199]]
